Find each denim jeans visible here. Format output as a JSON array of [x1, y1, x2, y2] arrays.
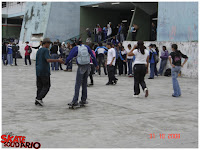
[[2, 54, 7, 65], [120, 33, 125, 43], [51, 54, 59, 70], [158, 59, 167, 75], [171, 66, 181, 97], [7, 54, 13, 65], [150, 63, 155, 78], [95, 34, 98, 42], [97, 54, 107, 75], [72, 65, 90, 104], [155, 63, 158, 76], [98, 35, 102, 42], [66, 55, 72, 70], [127, 59, 133, 75]]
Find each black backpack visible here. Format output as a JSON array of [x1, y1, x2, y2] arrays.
[[28, 46, 32, 54], [164, 68, 171, 77]]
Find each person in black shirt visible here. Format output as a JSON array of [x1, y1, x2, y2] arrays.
[[151, 22, 157, 41], [153, 44, 159, 76], [12, 43, 19, 66], [2, 42, 8, 65], [169, 44, 188, 97]]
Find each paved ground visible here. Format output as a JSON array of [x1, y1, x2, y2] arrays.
[[2, 59, 198, 148]]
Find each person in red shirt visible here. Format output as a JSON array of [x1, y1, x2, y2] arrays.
[[24, 41, 31, 66]]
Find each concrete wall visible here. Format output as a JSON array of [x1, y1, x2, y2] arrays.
[[19, 2, 81, 60], [123, 41, 198, 78], [19, 2, 52, 59], [45, 2, 81, 42], [127, 7, 150, 41], [157, 2, 198, 42]]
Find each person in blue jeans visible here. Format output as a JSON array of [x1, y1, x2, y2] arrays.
[[126, 44, 133, 76], [7, 43, 13, 66], [65, 40, 99, 107], [148, 44, 157, 79], [168, 44, 188, 97], [50, 42, 59, 71], [158, 46, 169, 75]]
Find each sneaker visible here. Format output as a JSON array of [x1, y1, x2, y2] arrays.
[[113, 80, 117, 85], [79, 101, 88, 105], [68, 102, 78, 106], [133, 95, 139, 98], [128, 74, 133, 77], [148, 77, 154, 79], [87, 83, 93, 87], [172, 94, 180, 97], [144, 88, 149, 97], [35, 99, 43, 106], [106, 82, 113, 85]]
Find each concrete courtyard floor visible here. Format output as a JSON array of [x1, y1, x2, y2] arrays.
[[2, 59, 198, 148]]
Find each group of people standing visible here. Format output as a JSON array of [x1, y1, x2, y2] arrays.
[[2, 41, 19, 66], [34, 37, 188, 108], [93, 22, 112, 43], [3, 37, 187, 107]]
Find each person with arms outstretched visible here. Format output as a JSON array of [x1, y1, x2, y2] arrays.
[[65, 40, 99, 107], [35, 38, 64, 106]]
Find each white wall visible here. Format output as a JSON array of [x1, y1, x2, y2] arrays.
[[123, 41, 198, 78]]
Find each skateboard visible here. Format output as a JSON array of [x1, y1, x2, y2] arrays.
[[68, 103, 85, 109]]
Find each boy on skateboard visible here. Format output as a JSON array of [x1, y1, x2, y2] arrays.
[[65, 40, 99, 107]]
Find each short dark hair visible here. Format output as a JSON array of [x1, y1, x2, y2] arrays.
[[163, 46, 166, 50], [76, 40, 82, 45], [149, 44, 153, 47], [106, 42, 112, 47], [128, 44, 131, 48], [171, 44, 178, 50], [98, 42, 102, 46]]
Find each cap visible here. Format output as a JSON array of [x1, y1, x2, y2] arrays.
[[43, 38, 52, 44]]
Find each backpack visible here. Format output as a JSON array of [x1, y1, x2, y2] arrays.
[[154, 54, 159, 63], [28, 46, 32, 54], [77, 45, 90, 65], [164, 68, 171, 77]]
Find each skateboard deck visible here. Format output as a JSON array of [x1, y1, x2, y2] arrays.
[[68, 103, 85, 109]]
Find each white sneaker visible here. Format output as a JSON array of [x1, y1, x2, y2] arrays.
[[133, 95, 139, 98], [144, 88, 149, 97], [35, 99, 43, 106]]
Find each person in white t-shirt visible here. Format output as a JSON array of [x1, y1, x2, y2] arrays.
[[126, 44, 134, 76], [106, 43, 117, 85], [128, 41, 149, 98]]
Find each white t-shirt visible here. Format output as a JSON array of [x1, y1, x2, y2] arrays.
[[97, 48, 105, 54], [126, 48, 133, 59], [132, 49, 149, 65], [107, 48, 116, 66]]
